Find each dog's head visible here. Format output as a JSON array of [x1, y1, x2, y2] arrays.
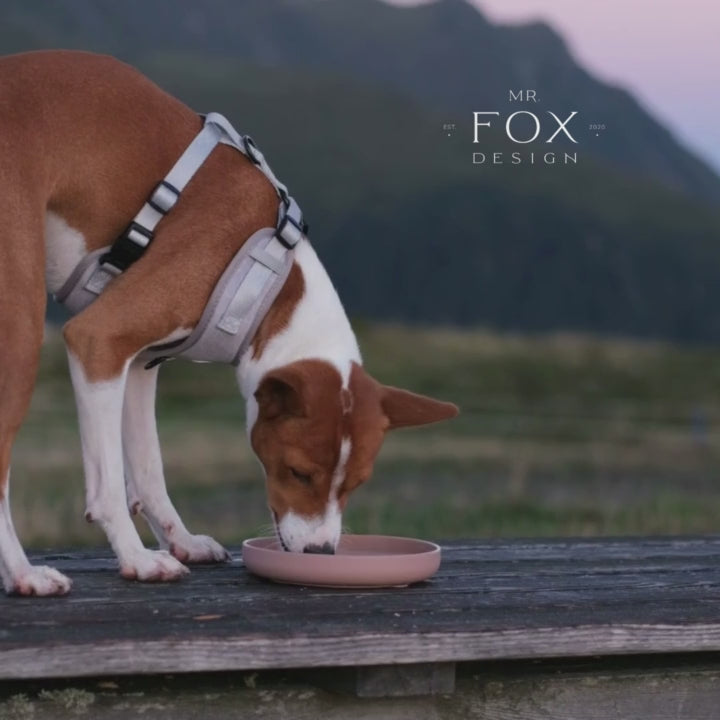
[[250, 359, 458, 553]]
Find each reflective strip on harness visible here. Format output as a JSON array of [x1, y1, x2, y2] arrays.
[[54, 113, 305, 366], [141, 227, 293, 366]]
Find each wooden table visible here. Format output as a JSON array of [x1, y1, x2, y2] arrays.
[[2, 537, 720, 718]]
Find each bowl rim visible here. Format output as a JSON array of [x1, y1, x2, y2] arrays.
[[241, 534, 442, 588]]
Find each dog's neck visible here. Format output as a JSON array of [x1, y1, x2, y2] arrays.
[[236, 238, 361, 433]]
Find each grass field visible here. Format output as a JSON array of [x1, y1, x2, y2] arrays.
[[11, 323, 720, 549]]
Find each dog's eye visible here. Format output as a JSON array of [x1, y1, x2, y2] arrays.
[[290, 468, 313, 486]]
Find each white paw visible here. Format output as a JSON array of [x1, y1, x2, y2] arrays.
[[9, 565, 72, 596], [169, 534, 231, 564], [120, 549, 189, 582]]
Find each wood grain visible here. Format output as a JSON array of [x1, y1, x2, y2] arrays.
[[0, 537, 719, 679]]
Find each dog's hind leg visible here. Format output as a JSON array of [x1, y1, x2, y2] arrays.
[[0, 213, 72, 595], [122, 359, 229, 563]]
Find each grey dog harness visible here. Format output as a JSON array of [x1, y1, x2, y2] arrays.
[[55, 112, 305, 367]]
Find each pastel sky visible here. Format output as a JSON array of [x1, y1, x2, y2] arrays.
[[389, 0, 720, 174]]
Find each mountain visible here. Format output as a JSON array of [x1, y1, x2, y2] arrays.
[[2, 0, 717, 203], [4, 0, 720, 342]]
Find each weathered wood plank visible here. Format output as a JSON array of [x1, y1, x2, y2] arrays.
[[35, 535, 720, 569], [3, 624, 720, 679], [0, 538, 718, 679]]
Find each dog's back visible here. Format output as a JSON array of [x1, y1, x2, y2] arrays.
[[0, 51, 199, 260]]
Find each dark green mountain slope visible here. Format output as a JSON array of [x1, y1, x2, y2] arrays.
[[1, 0, 717, 202]]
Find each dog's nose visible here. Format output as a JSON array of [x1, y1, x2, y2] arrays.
[[303, 542, 335, 555]]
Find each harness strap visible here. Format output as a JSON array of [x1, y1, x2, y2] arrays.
[[208, 112, 290, 200], [58, 113, 305, 312], [142, 226, 294, 367], [55, 112, 307, 368], [100, 119, 223, 274]]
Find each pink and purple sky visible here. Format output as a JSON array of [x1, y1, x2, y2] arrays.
[[390, 0, 720, 174]]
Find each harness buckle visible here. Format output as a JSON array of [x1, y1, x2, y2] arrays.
[[276, 212, 305, 249], [100, 221, 154, 272], [148, 180, 181, 215]]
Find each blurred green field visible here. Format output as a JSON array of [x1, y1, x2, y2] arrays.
[[11, 323, 720, 549]]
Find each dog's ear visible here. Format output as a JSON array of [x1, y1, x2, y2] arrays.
[[255, 367, 307, 420], [381, 385, 459, 430]]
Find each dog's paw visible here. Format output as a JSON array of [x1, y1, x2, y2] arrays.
[[8, 565, 72, 596], [169, 534, 231, 564], [120, 549, 189, 582]]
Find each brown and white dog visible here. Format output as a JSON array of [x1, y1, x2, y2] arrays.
[[0, 50, 458, 596]]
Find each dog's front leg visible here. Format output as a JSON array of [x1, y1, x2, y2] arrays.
[[64, 323, 189, 582], [122, 359, 229, 563]]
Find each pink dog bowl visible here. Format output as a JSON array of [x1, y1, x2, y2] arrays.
[[242, 534, 441, 588]]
